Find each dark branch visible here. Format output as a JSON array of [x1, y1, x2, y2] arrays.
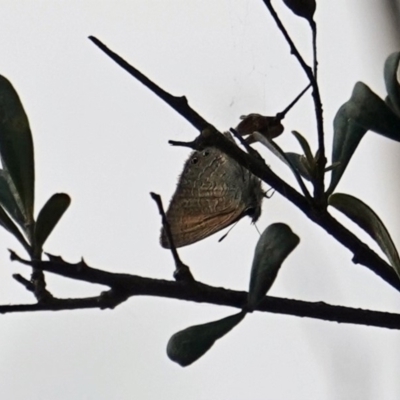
[[150, 192, 194, 282], [5, 252, 400, 330], [13, 272, 54, 303], [89, 36, 211, 132], [172, 130, 400, 293], [88, 38, 400, 293], [13, 273, 36, 292], [261, 0, 326, 197], [0, 296, 112, 314], [30, 268, 53, 302]]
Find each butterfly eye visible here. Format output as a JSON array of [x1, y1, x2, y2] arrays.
[[191, 157, 198, 164], [203, 150, 210, 156]]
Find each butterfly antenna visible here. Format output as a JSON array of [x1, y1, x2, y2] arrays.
[[218, 221, 239, 243], [254, 223, 261, 236], [264, 187, 275, 199], [276, 83, 311, 121]]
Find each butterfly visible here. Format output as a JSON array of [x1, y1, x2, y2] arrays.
[[160, 132, 264, 248]]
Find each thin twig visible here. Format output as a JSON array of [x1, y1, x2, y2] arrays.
[[89, 36, 211, 132], [310, 20, 318, 79], [276, 83, 311, 119], [14, 259, 53, 302], [261, 0, 325, 198], [0, 296, 121, 314], [150, 193, 195, 282], [13, 274, 36, 293]]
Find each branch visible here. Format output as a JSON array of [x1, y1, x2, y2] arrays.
[[6, 251, 400, 330], [88, 37, 400, 293], [150, 192, 194, 282], [261, 0, 325, 197], [171, 130, 400, 292], [88, 36, 211, 132], [0, 297, 109, 313]]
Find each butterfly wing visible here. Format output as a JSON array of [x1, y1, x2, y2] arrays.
[[161, 144, 262, 248]]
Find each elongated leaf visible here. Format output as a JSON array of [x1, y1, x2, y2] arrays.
[[248, 223, 300, 310], [167, 311, 246, 367], [0, 203, 30, 252], [0, 76, 35, 223], [327, 103, 366, 195], [0, 169, 25, 227], [282, 0, 316, 22], [285, 153, 312, 181], [291, 130, 314, 165], [254, 132, 311, 197], [346, 82, 400, 141], [35, 193, 71, 250], [329, 193, 400, 278], [384, 52, 400, 115]]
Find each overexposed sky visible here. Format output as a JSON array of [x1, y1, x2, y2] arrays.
[[0, 1, 399, 399]]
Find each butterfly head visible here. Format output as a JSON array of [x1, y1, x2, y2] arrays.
[[242, 174, 264, 224]]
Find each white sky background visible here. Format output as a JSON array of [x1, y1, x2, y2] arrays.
[[0, 1, 399, 399]]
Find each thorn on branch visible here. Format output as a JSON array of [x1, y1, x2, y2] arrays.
[[45, 253, 65, 262], [9, 249, 27, 264]]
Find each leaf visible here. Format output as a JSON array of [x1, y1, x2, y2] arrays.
[[0, 203, 30, 253], [0, 75, 35, 223], [247, 223, 300, 310], [34, 193, 71, 250], [282, 0, 316, 22], [329, 193, 400, 278], [0, 169, 25, 227], [167, 311, 246, 367], [285, 153, 312, 181], [291, 130, 314, 165], [327, 103, 366, 195], [346, 81, 400, 141], [253, 132, 311, 197], [384, 52, 400, 115]]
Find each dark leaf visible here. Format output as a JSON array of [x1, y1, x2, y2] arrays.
[[0, 75, 35, 223], [167, 311, 246, 367], [291, 130, 314, 165], [0, 203, 30, 253], [285, 152, 313, 181], [327, 103, 366, 195], [384, 52, 400, 115], [346, 81, 400, 141], [329, 193, 400, 278], [35, 193, 71, 250], [0, 169, 25, 227], [254, 132, 311, 197], [283, 0, 316, 22], [248, 223, 300, 310]]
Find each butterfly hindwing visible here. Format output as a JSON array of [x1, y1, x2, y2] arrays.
[[161, 135, 264, 248]]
